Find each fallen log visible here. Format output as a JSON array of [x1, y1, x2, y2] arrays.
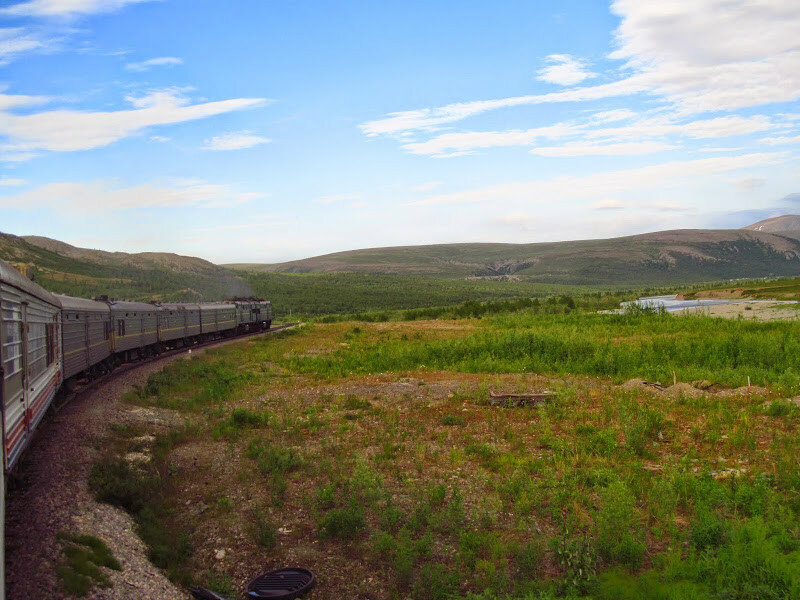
[[489, 391, 556, 407]]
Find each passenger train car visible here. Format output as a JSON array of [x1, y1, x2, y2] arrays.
[[0, 258, 272, 600]]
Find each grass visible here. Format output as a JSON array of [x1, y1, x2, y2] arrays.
[[56, 533, 121, 597], [89, 307, 800, 599], [284, 310, 800, 391]]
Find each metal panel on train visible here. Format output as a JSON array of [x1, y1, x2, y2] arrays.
[[57, 295, 110, 380], [157, 303, 187, 342], [200, 303, 236, 334], [0, 261, 62, 471], [108, 301, 158, 352]]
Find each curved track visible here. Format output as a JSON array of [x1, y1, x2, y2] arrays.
[[5, 323, 297, 600]]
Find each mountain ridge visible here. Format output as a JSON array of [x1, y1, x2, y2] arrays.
[[226, 226, 800, 284]]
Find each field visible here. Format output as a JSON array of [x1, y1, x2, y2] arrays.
[[87, 308, 800, 599]]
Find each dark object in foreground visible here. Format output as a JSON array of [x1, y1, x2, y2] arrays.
[[489, 391, 555, 407], [190, 587, 230, 600], [247, 567, 316, 599]]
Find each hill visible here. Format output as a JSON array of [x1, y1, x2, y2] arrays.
[[0, 233, 252, 301], [228, 228, 800, 286], [743, 214, 800, 238]]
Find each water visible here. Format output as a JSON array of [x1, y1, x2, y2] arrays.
[[620, 294, 798, 313], [620, 295, 738, 313]]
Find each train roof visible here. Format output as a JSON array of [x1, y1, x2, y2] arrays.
[[107, 300, 158, 312], [158, 303, 200, 310], [199, 302, 235, 310], [0, 259, 61, 309], [56, 294, 110, 313]]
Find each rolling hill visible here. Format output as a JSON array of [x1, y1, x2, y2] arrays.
[[228, 227, 800, 286], [743, 214, 800, 238], [0, 233, 252, 301]]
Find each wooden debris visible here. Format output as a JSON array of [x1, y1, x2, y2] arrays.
[[642, 381, 667, 391], [489, 391, 555, 407]]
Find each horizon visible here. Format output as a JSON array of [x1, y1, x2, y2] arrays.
[[1, 1, 799, 263], [8, 211, 799, 266]]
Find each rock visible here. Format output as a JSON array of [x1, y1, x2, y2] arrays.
[[214, 549, 226, 560]]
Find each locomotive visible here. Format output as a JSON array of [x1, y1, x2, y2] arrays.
[[0, 258, 273, 599]]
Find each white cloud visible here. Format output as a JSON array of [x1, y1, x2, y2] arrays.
[[0, 27, 44, 64], [645, 202, 696, 213], [530, 140, 676, 157], [398, 114, 772, 157], [0, 90, 267, 155], [412, 153, 784, 206], [0, 92, 49, 111], [608, 0, 800, 113], [411, 181, 442, 192], [362, 1, 800, 140], [730, 177, 765, 191], [402, 124, 578, 156], [759, 134, 800, 146], [125, 56, 183, 72], [537, 54, 596, 86], [0, 177, 26, 186], [1, 0, 156, 18], [149, 135, 170, 142], [202, 130, 271, 151], [0, 179, 266, 211], [316, 193, 360, 204], [592, 109, 636, 123], [592, 198, 626, 210], [360, 79, 641, 136]]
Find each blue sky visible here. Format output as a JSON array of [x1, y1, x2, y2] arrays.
[[1, 0, 799, 263]]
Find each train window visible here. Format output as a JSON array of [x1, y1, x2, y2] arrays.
[[117, 319, 125, 337], [104, 322, 111, 340], [2, 319, 23, 379], [46, 322, 55, 366]]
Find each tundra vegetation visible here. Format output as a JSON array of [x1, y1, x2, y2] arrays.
[[90, 304, 800, 599]]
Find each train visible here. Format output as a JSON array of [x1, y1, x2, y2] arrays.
[[0, 258, 273, 600]]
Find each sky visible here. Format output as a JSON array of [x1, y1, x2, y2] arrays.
[[0, 0, 799, 263]]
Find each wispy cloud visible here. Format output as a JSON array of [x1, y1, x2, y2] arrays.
[[730, 177, 765, 191], [759, 134, 800, 146], [529, 141, 676, 157], [1, 0, 157, 18], [412, 153, 784, 206], [202, 130, 271, 151], [0, 90, 268, 156], [411, 181, 442, 192], [592, 109, 636, 123], [125, 56, 182, 72], [537, 54, 596, 86], [361, 0, 800, 148], [592, 198, 626, 211], [0, 177, 26, 186], [0, 27, 45, 65], [315, 193, 361, 204], [0, 178, 266, 211]]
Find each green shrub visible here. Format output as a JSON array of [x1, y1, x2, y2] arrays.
[[596, 481, 646, 570], [318, 501, 366, 539]]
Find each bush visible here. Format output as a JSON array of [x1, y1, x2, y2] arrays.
[[596, 481, 646, 570], [318, 501, 366, 539]]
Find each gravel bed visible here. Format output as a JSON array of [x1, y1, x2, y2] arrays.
[[5, 333, 278, 600]]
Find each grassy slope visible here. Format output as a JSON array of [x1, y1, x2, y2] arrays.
[[0, 232, 252, 301], [229, 229, 800, 285]]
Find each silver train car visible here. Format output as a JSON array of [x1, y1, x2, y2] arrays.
[[0, 258, 274, 600], [57, 295, 111, 381]]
